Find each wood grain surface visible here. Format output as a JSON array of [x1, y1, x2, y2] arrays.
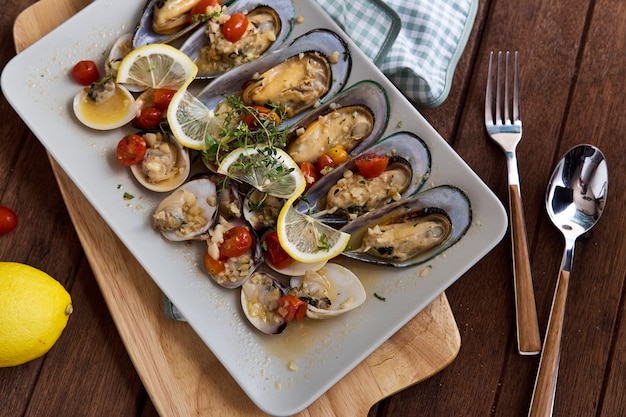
[[2, 0, 626, 416]]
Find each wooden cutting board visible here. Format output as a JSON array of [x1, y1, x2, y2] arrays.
[[13, 0, 461, 415]]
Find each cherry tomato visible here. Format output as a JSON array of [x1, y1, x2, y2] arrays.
[[241, 106, 280, 130], [71, 60, 100, 86], [0, 206, 18, 235], [152, 88, 177, 110], [189, 0, 221, 24], [204, 250, 225, 275], [316, 153, 335, 175], [299, 161, 318, 190], [132, 106, 164, 129], [116, 134, 147, 166], [263, 231, 294, 269], [277, 295, 308, 323], [354, 154, 389, 178], [326, 146, 349, 166], [222, 13, 249, 43], [219, 226, 253, 258]]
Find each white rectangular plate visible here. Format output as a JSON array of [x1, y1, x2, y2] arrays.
[[2, 0, 507, 415]]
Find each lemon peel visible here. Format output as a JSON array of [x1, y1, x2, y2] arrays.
[[276, 197, 350, 263], [0, 262, 72, 367]]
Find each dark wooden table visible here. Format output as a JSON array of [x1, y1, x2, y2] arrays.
[[2, 0, 625, 416]]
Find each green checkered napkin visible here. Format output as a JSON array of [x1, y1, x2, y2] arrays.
[[315, 0, 478, 108]]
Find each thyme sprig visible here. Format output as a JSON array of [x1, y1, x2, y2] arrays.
[[202, 95, 288, 166]]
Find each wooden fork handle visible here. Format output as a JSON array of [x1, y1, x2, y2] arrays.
[[509, 184, 541, 355]]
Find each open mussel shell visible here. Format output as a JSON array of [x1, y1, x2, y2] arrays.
[[130, 131, 191, 192], [340, 185, 472, 267], [285, 80, 390, 165], [152, 177, 219, 241], [289, 263, 366, 320], [132, 0, 204, 48], [295, 131, 431, 227], [241, 271, 289, 334], [196, 29, 352, 126], [205, 183, 263, 289], [180, 0, 295, 79]]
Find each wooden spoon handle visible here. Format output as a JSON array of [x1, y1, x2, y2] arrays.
[[528, 269, 570, 417], [509, 184, 541, 354]]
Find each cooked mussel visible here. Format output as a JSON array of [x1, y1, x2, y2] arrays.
[[196, 29, 352, 126], [296, 132, 431, 227], [341, 185, 472, 267], [286, 80, 390, 164], [180, 0, 295, 79], [133, 0, 204, 47], [152, 177, 219, 241]]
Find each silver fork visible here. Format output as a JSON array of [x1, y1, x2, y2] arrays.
[[485, 51, 541, 355]]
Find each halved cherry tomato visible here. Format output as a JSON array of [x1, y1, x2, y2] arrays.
[[153, 88, 177, 110], [219, 226, 253, 258], [204, 250, 225, 275], [0, 206, 18, 235], [71, 60, 100, 86], [316, 153, 335, 175], [132, 106, 164, 130], [222, 13, 249, 43], [241, 105, 280, 130], [189, 0, 221, 24], [299, 161, 318, 190], [116, 134, 147, 166], [263, 231, 294, 269], [277, 295, 307, 323], [354, 154, 389, 178], [326, 146, 349, 166]]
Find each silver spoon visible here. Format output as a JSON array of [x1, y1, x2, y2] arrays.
[[528, 144, 608, 417]]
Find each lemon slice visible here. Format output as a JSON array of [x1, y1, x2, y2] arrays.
[[115, 43, 197, 90], [276, 200, 350, 263], [217, 145, 306, 199], [167, 89, 225, 150]]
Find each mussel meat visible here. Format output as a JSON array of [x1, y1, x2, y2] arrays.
[[180, 0, 295, 78], [195, 29, 352, 126], [152, 0, 201, 35], [241, 51, 332, 119], [285, 80, 390, 163], [341, 185, 472, 267], [287, 105, 374, 164], [296, 132, 431, 226]]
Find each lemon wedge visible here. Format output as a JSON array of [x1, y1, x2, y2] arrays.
[[217, 145, 306, 200], [167, 89, 225, 150], [276, 198, 350, 263], [115, 43, 197, 90]]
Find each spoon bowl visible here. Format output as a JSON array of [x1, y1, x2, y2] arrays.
[[528, 144, 608, 417]]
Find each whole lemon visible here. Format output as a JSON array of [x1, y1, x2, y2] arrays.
[[0, 262, 73, 367]]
